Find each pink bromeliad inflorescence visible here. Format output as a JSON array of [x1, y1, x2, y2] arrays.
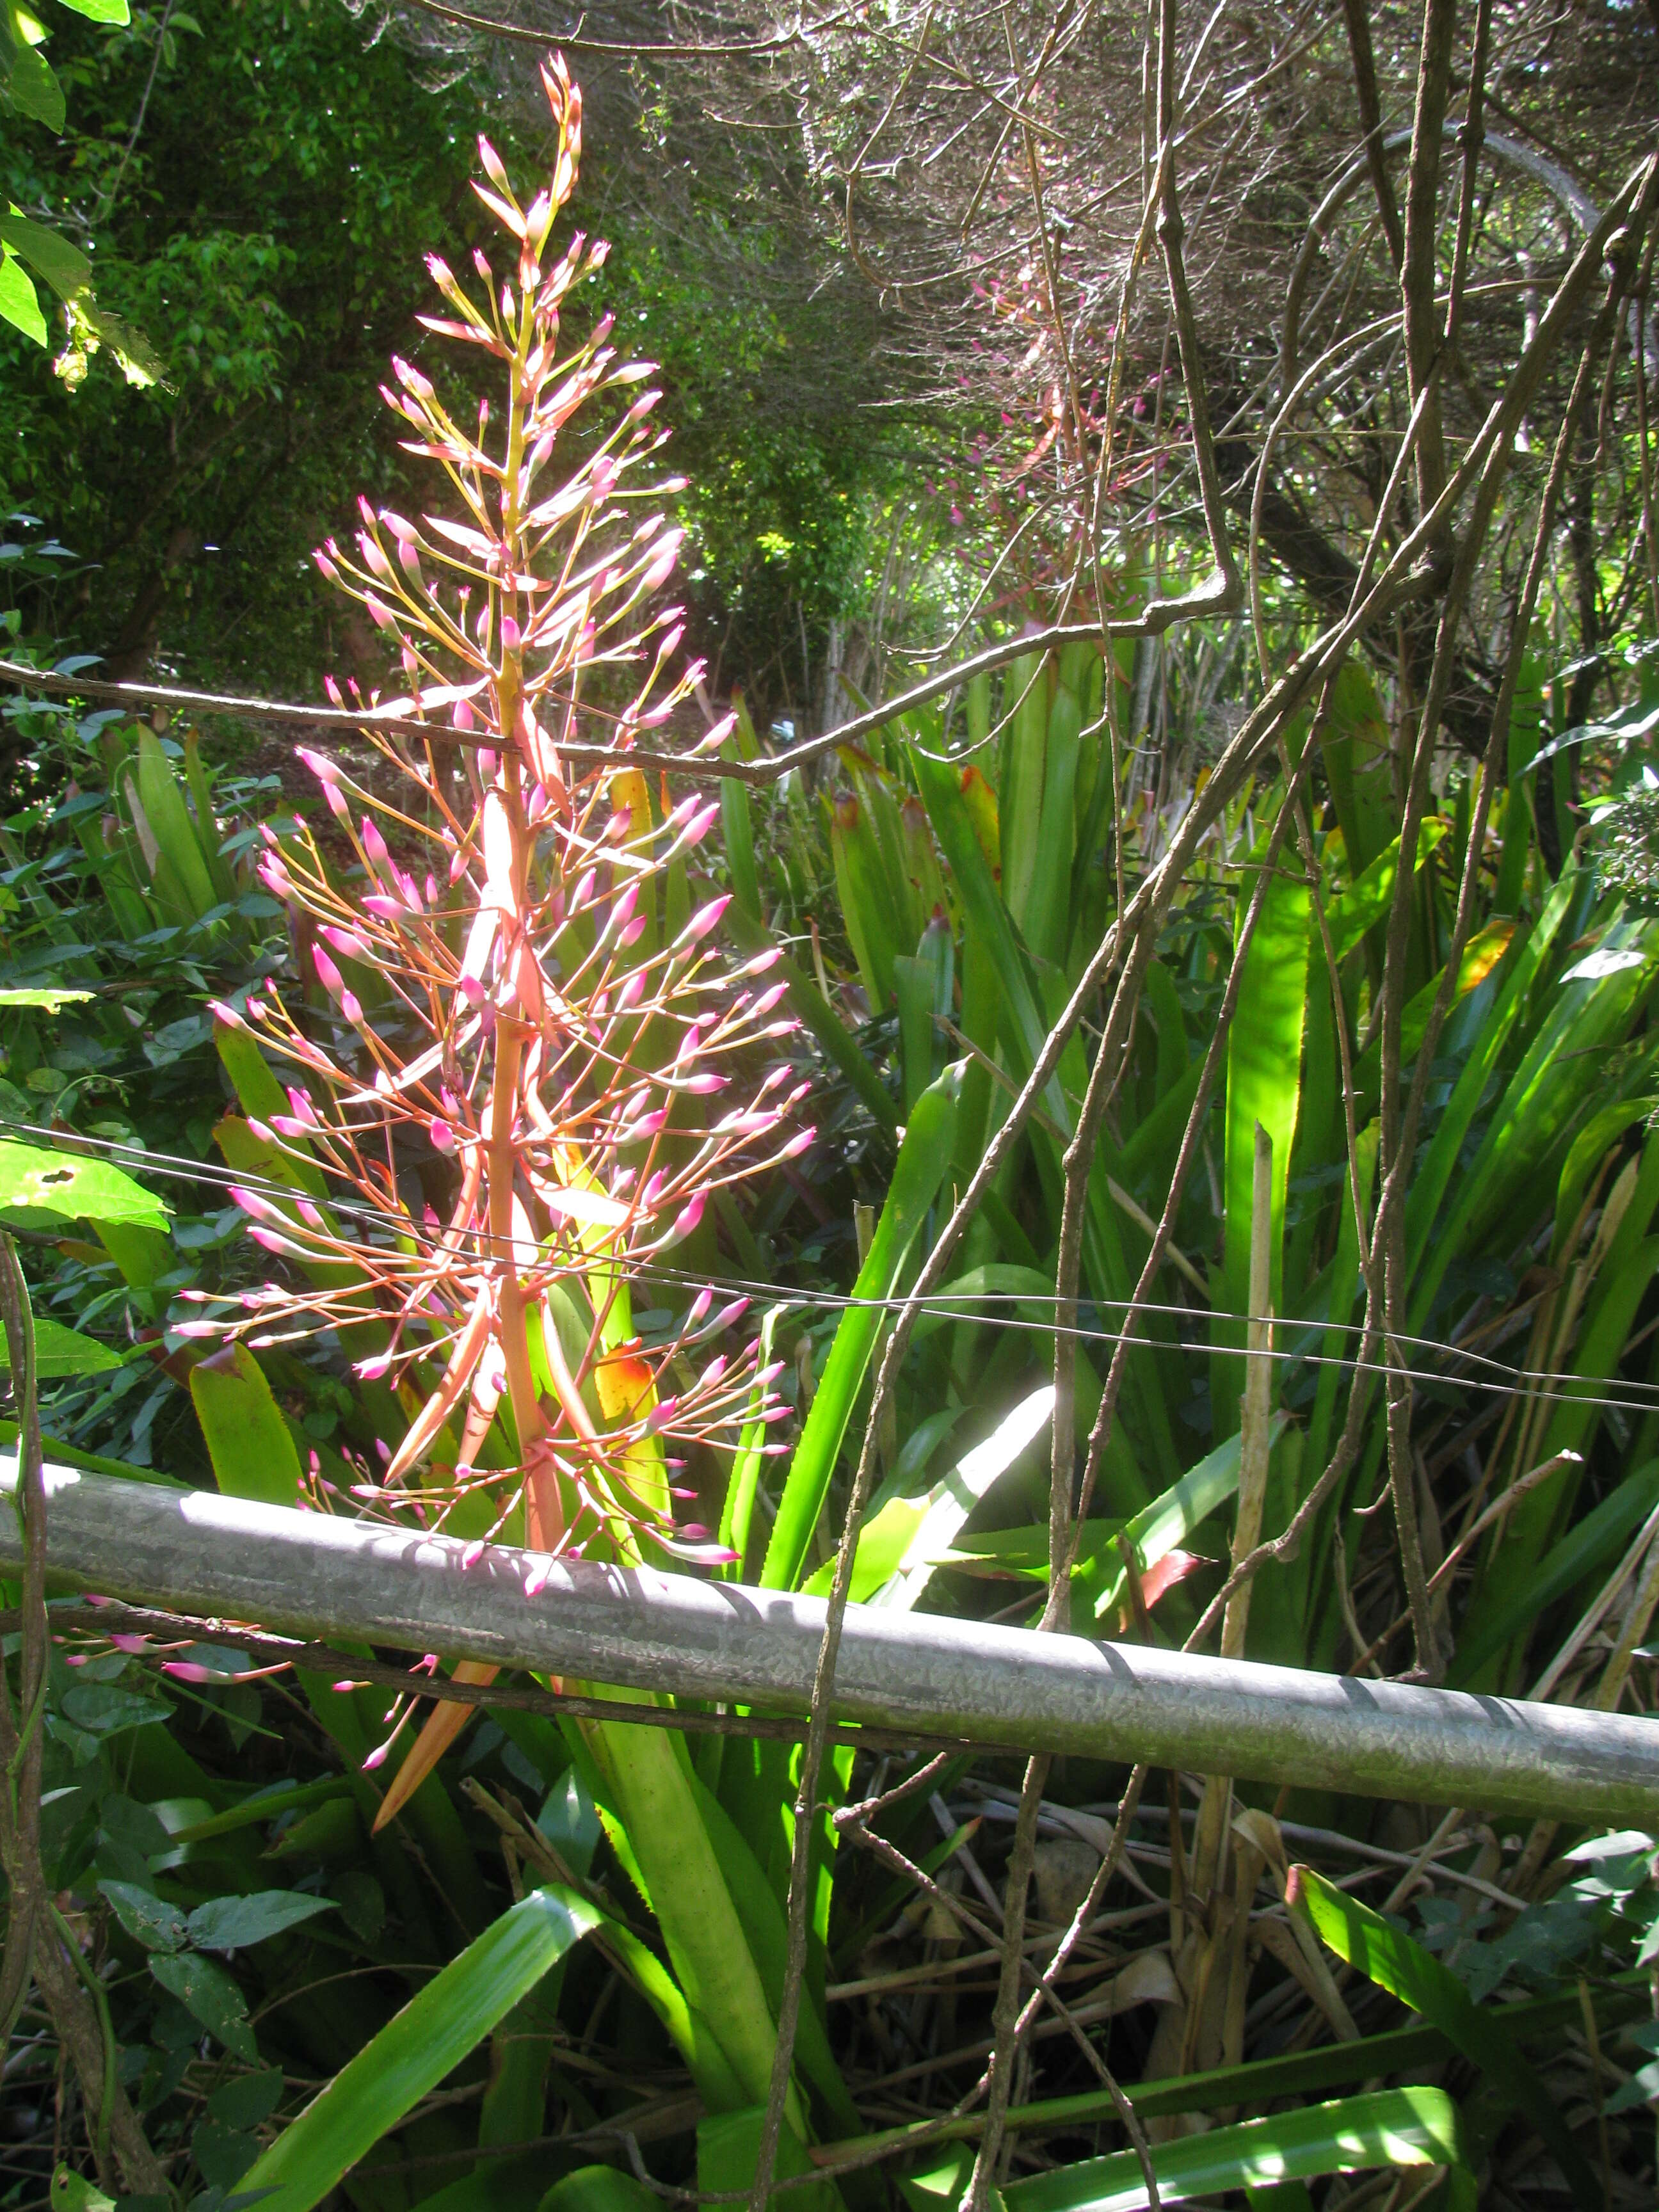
[[187, 58, 809, 1691]]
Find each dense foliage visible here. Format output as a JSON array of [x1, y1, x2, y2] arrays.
[[7, 6, 1659, 2212]]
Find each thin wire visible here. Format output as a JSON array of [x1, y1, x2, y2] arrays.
[[10, 1118, 1659, 1420]]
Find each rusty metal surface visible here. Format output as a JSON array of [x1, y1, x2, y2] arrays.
[[6, 1457, 1659, 1823]]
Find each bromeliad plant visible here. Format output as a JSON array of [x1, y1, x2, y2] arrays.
[[191, 58, 806, 1626]]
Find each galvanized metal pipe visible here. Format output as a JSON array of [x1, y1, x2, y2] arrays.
[[6, 1458, 1659, 1824]]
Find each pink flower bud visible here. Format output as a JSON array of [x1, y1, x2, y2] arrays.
[[355, 1353, 392, 1381], [674, 894, 731, 950], [358, 533, 394, 582], [430, 1120, 456, 1153], [363, 819, 392, 870], [321, 925, 371, 963], [297, 746, 340, 786], [665, 1190, 705, 1245], [392, 355, 435, 401], [342, 990, 364, 1024], [501, 615, 522, 652]]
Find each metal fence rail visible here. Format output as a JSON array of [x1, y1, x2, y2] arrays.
[[6, 1458, 1659, 1825]]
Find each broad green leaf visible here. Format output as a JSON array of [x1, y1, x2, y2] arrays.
[[191, 1343, 301, 1508], [540, 2170, 661, 2212], [150, 1950, 258, 2061], [934, 2089, 1470, 2212], [188, 1890, 336, 1952], [99, 1879, 187, 1953], [0, 211, 89, 299], [6, 42, 65, 130], [81, 298, 164, 389], [0, 1315, 122, 1376], [53, 0, 131, 20], [49, 2169, 115, 2212], [61, 1683, 170, 1733], [0, 1141, 169, 1232], [761, 1060, 959, 1592], [239, 1887, 600, 2212], [0, 986, 93, 1009], [207, 2069, 284, 2129], [1288, 1863, 1597, 2211]]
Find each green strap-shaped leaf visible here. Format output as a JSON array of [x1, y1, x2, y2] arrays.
[[0, 1141, 170, 1233], [1288, 1863, 1598, 2212], [1088, 1418, 1286, 1623], [760, 1061, 959, 1591], [968, 2088, 1468, 2212], [134, 727, 220, 920], [191, 1343, 302, 1508], [237, 1887, 600, 2212], [1222, 839, 1310, 1320]]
